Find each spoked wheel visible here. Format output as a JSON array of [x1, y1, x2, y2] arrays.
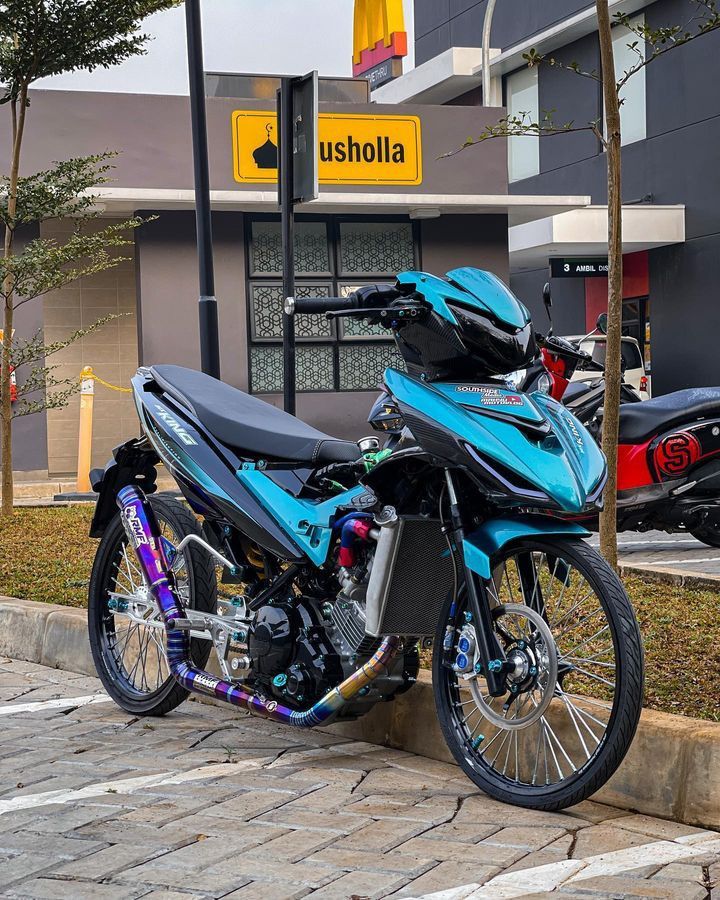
[[433, 538, 644, 810], [88, 494, 216, 716]]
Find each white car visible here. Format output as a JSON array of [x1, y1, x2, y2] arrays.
[[567, 335, 651, 400]]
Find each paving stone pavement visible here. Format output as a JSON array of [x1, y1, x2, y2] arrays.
[[588, 531, 720, 576], [0, 658, 719, 900]]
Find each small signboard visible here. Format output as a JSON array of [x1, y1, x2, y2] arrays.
[[291, 71, 319, 204], [550, 258, 610, 278], [232, 110, 422, 186], [360, 57, 403, 89]]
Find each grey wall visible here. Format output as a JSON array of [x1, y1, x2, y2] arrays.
[[135, 211, 247, 389], [0, 225, 49, 474], [3, 91, 508, 199], [415, 0, 594, 66], [420, 214, 508, 280]]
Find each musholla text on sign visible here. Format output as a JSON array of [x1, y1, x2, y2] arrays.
[[232, 110, 422, 186]]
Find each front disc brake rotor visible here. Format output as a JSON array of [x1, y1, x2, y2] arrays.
[[469, 603, 558, 731]]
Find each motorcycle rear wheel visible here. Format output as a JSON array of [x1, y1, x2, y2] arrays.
[[690, 526, 720, 549], [88, 494, 217, 716], [433, 537, 643, 811]]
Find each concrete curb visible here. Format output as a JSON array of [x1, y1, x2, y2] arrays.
[[2, 595, 718, 830], [620, 562, 720, 591], [0, 596, 96, 677]]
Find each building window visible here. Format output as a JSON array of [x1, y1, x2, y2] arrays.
[[612, 13, 646, 146], [506, 66, 539, 182], [246, 217, 413, 394]]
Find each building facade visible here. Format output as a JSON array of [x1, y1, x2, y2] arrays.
[[3, 84, 582, 477], [376, 0, 715, 396]]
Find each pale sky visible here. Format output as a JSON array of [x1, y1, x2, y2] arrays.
[[35, 0, 415, 95]]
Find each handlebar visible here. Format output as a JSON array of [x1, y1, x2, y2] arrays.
[[288, 295, 358, 315], [287, 283, 402, 317]]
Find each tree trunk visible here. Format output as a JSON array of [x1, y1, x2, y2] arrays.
[[596, 0, 623, 569], [1, 88, 28, 517]]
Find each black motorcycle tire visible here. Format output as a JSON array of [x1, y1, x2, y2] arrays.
[[432, 537, 643, 811], [690, 527, 720, 549], [88, 494, 216, 716]]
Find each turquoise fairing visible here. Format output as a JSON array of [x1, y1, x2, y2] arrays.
[[446, 268, 532, 328], [463, 516, 590, 579], [384, 368, 605, 514], [237, 467, 365, 566], [396, 268, 531, 330]]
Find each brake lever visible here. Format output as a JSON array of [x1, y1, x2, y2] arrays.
[[325, 309, 368, 319]]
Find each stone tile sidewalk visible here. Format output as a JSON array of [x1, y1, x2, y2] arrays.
[[0, 658, 718, 899]]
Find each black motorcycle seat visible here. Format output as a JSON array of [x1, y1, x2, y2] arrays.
[[618, 387, 720, 443], [150, 365, 362, 465]]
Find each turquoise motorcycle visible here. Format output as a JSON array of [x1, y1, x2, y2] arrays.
[[87, 266, 643, 811]]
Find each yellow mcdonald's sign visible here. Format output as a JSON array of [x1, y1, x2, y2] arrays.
[[353, 0, 407, 77], [232, 110, 422, 186]]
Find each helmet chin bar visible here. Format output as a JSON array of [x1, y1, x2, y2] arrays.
[[116, 485, 399, 727]]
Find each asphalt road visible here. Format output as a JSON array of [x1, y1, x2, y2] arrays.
[[588, 531, 720, 576], [1, 659, 719, 899]]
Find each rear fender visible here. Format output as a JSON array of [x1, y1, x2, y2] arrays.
[[462, 516, 590, 579], [89, 439, 159, 538]]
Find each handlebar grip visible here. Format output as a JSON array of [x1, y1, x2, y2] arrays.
[[288, 295, 358, 315]]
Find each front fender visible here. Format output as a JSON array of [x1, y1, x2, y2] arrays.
[[462, 516, 590, 579]]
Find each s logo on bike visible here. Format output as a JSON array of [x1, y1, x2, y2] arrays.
[[654, 431, 701, 476]]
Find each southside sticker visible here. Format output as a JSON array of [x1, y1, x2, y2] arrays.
[[456, 386, 524, 406]]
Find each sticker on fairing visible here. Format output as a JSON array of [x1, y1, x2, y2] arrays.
[[455, 386, 524, 406]]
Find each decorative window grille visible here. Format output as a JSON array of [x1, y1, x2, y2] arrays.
[[247, 218, 415, 394]]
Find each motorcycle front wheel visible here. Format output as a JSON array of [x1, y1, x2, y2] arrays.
[[433, 538, 643, 811]]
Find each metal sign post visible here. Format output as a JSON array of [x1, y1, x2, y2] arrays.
[[185, 0, 220, 379], [279, 71, 318, 415]]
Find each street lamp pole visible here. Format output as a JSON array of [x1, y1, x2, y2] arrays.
[[482, 0, 498, 106], [185, 0, 220, 378], [278, 77, 296, 415]]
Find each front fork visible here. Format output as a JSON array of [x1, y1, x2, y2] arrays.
[[444, 470, 507, 697]]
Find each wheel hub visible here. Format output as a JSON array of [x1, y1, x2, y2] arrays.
[[468, 604, 559, 731]]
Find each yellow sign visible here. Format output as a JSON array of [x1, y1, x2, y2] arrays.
[[353, 0, 407, 75], [231, 110, 422, 187]]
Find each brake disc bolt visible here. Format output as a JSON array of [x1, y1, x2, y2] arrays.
[[510, 684, 519, 694], [518, 641, 526, 650], [529, 666, 537, 676]]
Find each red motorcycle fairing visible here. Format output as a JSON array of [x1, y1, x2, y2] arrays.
[[541, 347, 571, 401], [617, 440, 654, 490], [618, 417, 720, 491]]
